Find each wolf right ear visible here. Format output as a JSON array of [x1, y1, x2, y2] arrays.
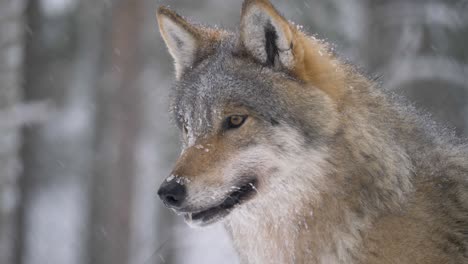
[[239, 0, 295, 70], [157, 6, 222, 79]]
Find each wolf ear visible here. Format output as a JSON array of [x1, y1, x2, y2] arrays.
[[240, 0, 295, 70], [157, 7, 199, 79], [157, 7, 222, 79], [239, 0, 347, 100]]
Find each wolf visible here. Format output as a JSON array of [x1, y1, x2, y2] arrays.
[[156, 0, 468, 263]]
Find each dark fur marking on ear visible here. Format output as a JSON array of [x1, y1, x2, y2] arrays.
[[170, 33, 184, 50], [264, 22, 279, 66]]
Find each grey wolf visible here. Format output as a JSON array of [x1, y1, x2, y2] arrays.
[[156, 0, 468, 263]]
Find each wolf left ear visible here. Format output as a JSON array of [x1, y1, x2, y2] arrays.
[[240, 0, 295, 70], [157, 6, 222, 79]]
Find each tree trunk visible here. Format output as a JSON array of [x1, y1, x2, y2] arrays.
[[19, 1, 108, 264], [87, 0, 143, 263], [0, 1, 26, 263]]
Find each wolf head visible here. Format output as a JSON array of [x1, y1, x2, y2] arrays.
[[157, 0, 347, 226]]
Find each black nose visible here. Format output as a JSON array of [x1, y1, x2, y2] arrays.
[[157, 180, 186, 208]]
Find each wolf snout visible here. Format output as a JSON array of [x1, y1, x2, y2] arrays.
[[157, 180, 187, 208]]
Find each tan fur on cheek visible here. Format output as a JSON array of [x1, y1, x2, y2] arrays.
[[171, 136, 231, 185]]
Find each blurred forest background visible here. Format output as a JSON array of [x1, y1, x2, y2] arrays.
[[0, 0, 467, 263]]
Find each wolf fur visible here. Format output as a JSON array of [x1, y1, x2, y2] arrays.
[[156, 1, 468, 263]]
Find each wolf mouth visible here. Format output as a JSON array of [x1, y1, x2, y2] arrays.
[[184, 179, 258, 225]]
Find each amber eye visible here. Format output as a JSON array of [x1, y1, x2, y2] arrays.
[[225, 115, 247, 129]]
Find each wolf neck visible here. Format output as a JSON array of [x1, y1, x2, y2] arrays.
[[224, 190, 372, 264], [224, 80, 418, 264], [224, 141, 413, 264]]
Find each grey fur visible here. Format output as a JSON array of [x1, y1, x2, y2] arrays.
[[172, 36, 330, 146], [158, 2, 468, 263]]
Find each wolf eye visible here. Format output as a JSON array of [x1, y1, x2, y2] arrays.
[[225, 115, 247, 129]]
